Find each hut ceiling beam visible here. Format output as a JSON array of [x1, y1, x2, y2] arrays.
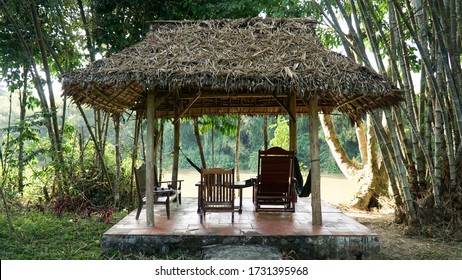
[[90, 85, 128, 109], [270, 92, 296, 122], [174, 90, 203, 123]]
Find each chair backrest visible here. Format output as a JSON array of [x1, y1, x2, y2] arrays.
[[134, 164, 147, 199], [257, 147, 294, 195], [134, 164, 160, 197], [200, 168, 235, 207]]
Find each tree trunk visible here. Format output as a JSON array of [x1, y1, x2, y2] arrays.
[[76, 104, 113, 192], [263, 116, 269, 150], [77, 0, 95, 62], [194, 117, 206, 168], [113, 114, 121, 207], [321, 113, 389, 209], [130, 113, 142, 206], [350, 115, 389, 209], [30, 0, 63, 195], [0, 88, 14, 233], [211, 127, 215, 167], [18, 68, 28, 194], [235, 116, 241, 181], [320, 114, 357, 181], [355, 121, 367, 165]]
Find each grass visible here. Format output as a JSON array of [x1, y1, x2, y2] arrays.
[[0, 208, 191, 260], [0, 209, 126, 260]]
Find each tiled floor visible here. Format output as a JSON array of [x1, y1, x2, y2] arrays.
[[105, 197, 375, 237]]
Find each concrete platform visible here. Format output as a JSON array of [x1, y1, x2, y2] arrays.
[[101, 197, 379, 259]]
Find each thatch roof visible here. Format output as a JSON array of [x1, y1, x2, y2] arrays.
[[62, 17, 402, 121]]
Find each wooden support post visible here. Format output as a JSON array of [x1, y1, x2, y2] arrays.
[[172, 118, 180, 188], [146, 91, 156, 227], [309, 98, 322, 226], [172, 89, 181, 188], [289, 91, 298, 202], [263, 116, 269, 150]]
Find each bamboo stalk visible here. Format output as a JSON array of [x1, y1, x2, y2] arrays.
[[384, 108, 417, 223]]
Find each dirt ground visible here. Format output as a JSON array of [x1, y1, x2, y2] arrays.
[[167, 169, 462, 260], [340, 206, 462, 260]]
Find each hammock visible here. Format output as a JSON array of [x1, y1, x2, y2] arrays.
[[180, 150, 201, 173], [294, 156, 311, 197]]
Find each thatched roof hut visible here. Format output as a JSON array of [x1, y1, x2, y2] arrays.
[[62, 17, 402, 122], [62, 17, 403, 227]]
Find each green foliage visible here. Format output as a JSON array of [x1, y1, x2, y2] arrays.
[[181, 0, 264, 20], [0, 0, 84, 78], [197, 115, 238, 136], [269, 116, 289, 150], [319, 141, 341, 173], [331, 113, 360, 161], [90, 0, 263, 56], [0, 209, 124, 259]]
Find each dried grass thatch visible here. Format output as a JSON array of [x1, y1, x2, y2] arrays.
[[62, 17, 403, 121]]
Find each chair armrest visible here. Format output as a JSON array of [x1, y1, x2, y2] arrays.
[[158, 180, 183, 190], [159, 180, 184, 184]]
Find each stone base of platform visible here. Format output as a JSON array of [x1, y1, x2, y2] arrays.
[[101, 233, 379, 260]]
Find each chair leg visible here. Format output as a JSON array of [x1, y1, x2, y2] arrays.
[[231, 212, 234, 223], [136, 202, 142, 220], [166, 196, 170, 219], [200, 210, 205, 223]]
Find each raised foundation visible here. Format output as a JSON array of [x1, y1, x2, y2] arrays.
[[101, 198, 380, 259]]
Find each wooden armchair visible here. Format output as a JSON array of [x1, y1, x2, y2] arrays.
[[254, 147, 295, 212], [199, 168, 235, 223], [134, 164, 182, 220]]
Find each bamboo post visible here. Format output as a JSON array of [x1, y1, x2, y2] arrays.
[[263, 116, 269, 150], [289, 91, 297, 203], [146, 91, 156, 227], [309, 98, 322, 226], [172, 119, 180, 189], [172, 91, 181, 190]]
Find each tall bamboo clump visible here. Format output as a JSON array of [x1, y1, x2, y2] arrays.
[[321, 0, 462, 237]]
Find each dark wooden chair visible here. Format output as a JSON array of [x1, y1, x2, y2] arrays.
[[134, 164, 182, 220], [199, 168, 235, 223], [253, 147, 295, 212]]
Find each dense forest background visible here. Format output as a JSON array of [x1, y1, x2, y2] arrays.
[[1, 0, 461, 238]]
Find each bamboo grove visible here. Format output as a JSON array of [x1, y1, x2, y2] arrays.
[[1, 0, 461, 237], [316, 0, 462, 235]]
